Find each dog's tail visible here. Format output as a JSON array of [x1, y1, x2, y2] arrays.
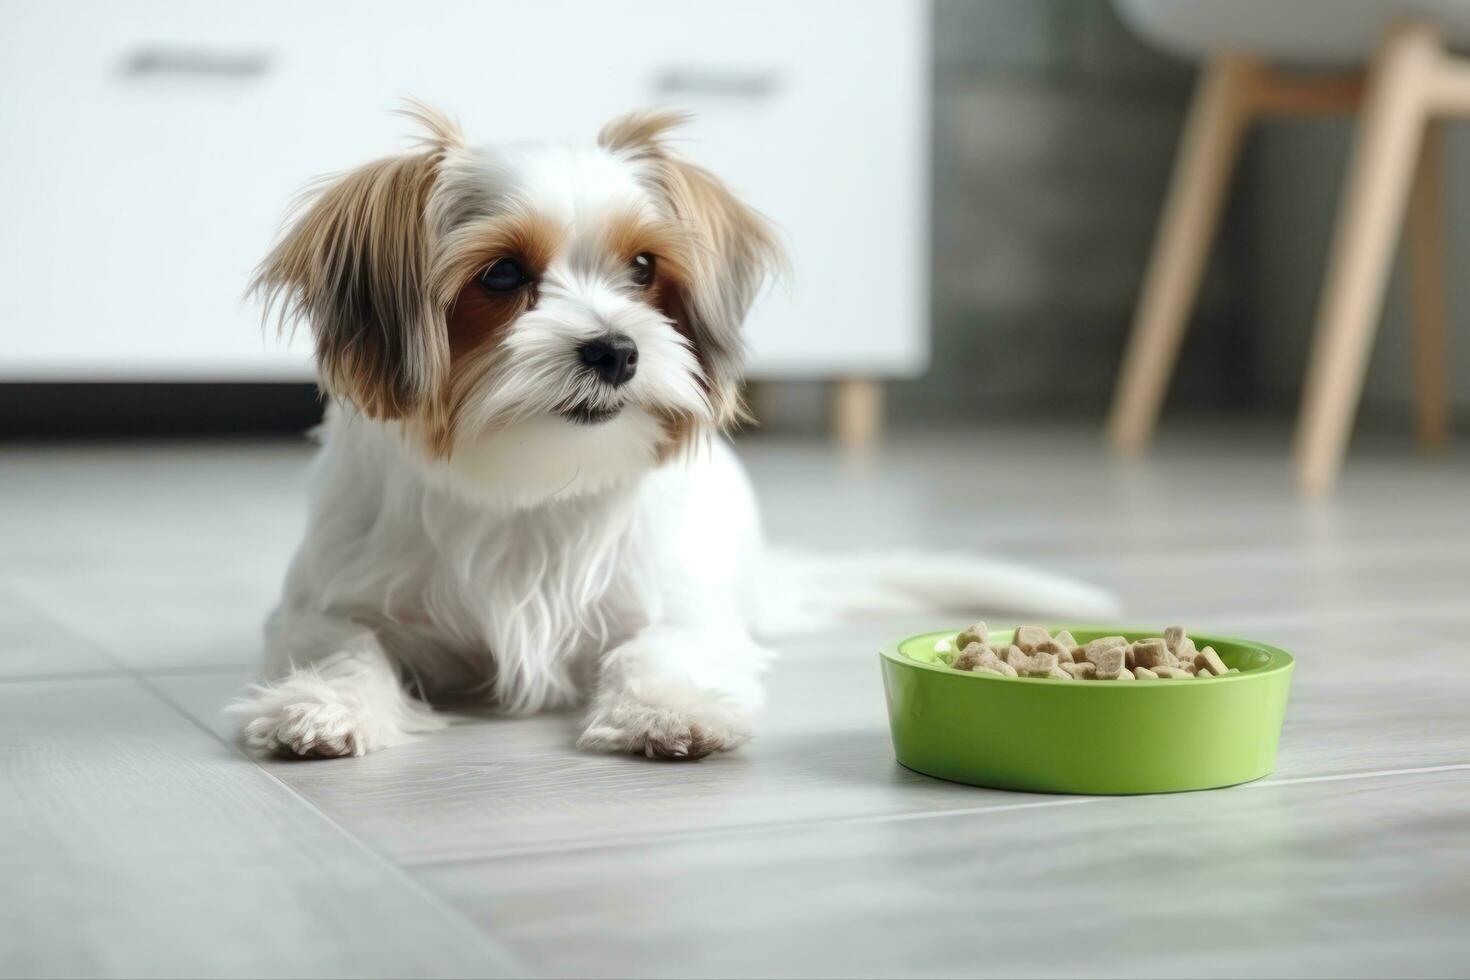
[[750, 547, 1120, 636]]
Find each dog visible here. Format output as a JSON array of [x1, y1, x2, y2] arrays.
[[232, 105, 1116, 761]]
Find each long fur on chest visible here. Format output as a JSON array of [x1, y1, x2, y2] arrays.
[[282, 416, 661, 713]]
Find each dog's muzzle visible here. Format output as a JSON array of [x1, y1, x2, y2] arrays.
[[560, 333, 638, 425], [578, 334, 638, 388]]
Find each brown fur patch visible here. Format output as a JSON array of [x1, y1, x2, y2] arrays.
[[653, 409, 707, 463], [431, 211, 566, 313], [597, 110, 782, 428], [597, 109, 692, 158], [600, 211, 694, 283], [421, 341, 503, 457], [395, 99, 465, 155], [600, 210, 724, 459], [644, 263, 750, 433], [437, 212, 564, 362], [432, 209, 567, 443], [252, 103, 464, 420], [255, 152, 444, 419], [599, 209, 742, 431], [445, 279, 531, 362], [419, 212, 567, 456]]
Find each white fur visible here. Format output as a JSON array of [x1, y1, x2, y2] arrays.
[[235, 126, 1118, 761], [239, 407, 771, 758]]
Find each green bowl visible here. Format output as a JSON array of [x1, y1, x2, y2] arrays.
[[879, 627, 1294, 795]]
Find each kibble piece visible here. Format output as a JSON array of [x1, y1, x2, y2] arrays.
[[1005, 645, 1059, 677], [987, 641, 1012, 658], [1092, 646, 1127, 679], [1226, 667, 1240, 674], [1054, 630, 1078, 650], [952, 643, 1021, 678], [1048, 665, 1073, 680], [1195, 646, 1228, 677], [1134, 666, 1159, 679], [1035, 638, 1074, 663], [1082, 636, 1128, 665], [1061, 661, 1097, 679], [955, 621, 990, 651], [1012, 625, 1052, 654], [1020, 652, 1059, 677], [952, 642, 988, 671], [976, 649, 1009, 672], [1154, 666, 1191, 679], [1163, 626, 1186, 653], [1132, 638, 1174, 670], [1153, 638, 1180, 665]]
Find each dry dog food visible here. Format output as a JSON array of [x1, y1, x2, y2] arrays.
[[937, 623, 1238, 681]]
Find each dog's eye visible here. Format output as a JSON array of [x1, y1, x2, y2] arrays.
[[479, 257, 529, 292], [630, 253, 656, 288]]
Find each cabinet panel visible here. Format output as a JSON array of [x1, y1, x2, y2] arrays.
[[0, 0, 926, 380]]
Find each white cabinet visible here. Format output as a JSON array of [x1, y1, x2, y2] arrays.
[[0, 1, 928, 383]]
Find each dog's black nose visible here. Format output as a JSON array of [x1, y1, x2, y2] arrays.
[[579, 334, 638, 387]]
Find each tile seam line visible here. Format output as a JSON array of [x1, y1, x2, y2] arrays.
[[0, 668, 132, 685], [8, 580, 534, 978], [133, 669, 537, 979], [403, 762, 1470, 869], [0, 663, 256, 685]]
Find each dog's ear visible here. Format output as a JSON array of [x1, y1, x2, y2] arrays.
[[253, 104, 462, 419], [599, 111, 784, 425]]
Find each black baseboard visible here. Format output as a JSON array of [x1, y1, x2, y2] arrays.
[[0, 383, 326, 439]]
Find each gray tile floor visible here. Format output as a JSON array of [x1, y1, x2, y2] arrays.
[[3, 425, 1468, 978]]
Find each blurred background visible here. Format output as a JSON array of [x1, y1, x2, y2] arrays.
[[6, 0, 1470, 446], [4, 2, 1469, 978], [9, 0, 1466, 442]]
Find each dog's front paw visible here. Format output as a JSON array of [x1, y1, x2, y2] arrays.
[[578, 685, 752, 761], [238, 698, 368, 759]]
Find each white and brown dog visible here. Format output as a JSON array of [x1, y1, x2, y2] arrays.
[[233, 105, 1115, 761]]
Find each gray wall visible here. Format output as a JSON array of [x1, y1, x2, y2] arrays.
[[1251, 120, 1470, 422], [897, 0, 1224, 424]]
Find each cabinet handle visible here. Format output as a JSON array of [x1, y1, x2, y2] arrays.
[[120, 46, 272, 80], [653, 68, 780, 100]]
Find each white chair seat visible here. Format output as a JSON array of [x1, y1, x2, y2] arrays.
[[1117, 0, 1470, 63]]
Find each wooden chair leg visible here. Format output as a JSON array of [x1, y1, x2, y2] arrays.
[[1295, 23, 1441, 495], [1106, 55, 1258, 455], [831, 378, 883, 451], [1407, 118, 1451, 450]]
